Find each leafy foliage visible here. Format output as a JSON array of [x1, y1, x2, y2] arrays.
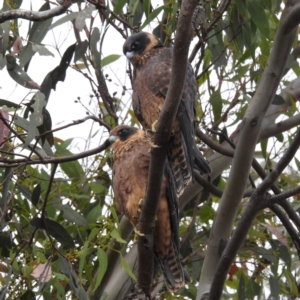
[[0, 0, 300, 299]]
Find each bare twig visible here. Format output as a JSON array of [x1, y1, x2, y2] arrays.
[[0, 3, 69, 24], [0, 139, 111, 167]]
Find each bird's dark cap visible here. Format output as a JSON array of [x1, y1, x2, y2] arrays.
[[123, 32, 163, 59]]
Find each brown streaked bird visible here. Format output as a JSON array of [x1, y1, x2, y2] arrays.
[[123, 32, 211, 197], [109, 124, 188, 292]]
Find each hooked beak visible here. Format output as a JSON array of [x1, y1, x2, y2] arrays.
[[109, 135, 118, 144], [125, 51, 134, 60]]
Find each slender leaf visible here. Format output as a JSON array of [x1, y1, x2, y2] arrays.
[[0, 99, 21, 108], [58, 257, 79, 293], [114, 0, 127, 14], [269, 276, 280, 300], [75, 4, 95, 31], [101, 54, 121, 67], [48, 12, 78, 30], [95, 248, 108, 289], [19, 2, 53, 69], [120, 255, 136, 281], [53, 197, 88, 226], [32, 44, 54, 57], [6, 55, 41, 89], [248, 0, 270, 38], [31, 184, 41, 207]]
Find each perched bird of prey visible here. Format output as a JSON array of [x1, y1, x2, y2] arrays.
[[109, 124, 188, 292], [123, 32, 211, 197]]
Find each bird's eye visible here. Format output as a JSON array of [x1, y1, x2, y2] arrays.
[[118, 128, 128, 136], [131, 41, 139, 50]]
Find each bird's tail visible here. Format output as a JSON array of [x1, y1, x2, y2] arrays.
[[156, 239, 188, 292], [195, 146, 211, 174], [168, 130, 193, 197]]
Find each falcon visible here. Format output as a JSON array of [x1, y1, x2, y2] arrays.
[[123, 32, 211, 197], [109, 124, 188, 292]]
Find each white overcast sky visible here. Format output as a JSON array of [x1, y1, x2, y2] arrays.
[[0, 0, 137, 151]]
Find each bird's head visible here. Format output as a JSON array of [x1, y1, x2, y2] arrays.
[[123, 32, 163, 64], [108, 125, 143, 144]]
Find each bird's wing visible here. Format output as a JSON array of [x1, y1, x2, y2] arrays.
[[112, 139, 150, 224]]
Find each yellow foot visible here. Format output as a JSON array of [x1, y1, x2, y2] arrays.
[[151, 120, 158, 132], [148, 140, 161, 152], [134, 225, 145, 236]]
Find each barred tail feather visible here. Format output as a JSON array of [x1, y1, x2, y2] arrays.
[[156, 239, 187, 292]]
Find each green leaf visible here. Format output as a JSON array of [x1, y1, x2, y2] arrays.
[[48, 12, 78, 30], [53, 197, 88, 226], [245, 279, 261, 298], [294, 157, 300, 170], [91, 27, 101, 71], [31, 184, 41, 207], [19, 2, 53, 69], [17, 184, 32, 201], [101, 54, 121, 67], [6, 55, 41, 89], [199, 206, 215, 223], [20, 290, 36, 300], [55, 143, 84, 181], [74, 40, 89, 63], [0, 233, 13, 257], [86, 205, 102, 223], [238, 273, 245, 300], [40, 43, 76, 101], [58, 257, 79, 293], [75, 4, 95, 31], [79, 241, 89, 277], [120, 255, 136, 281], [0, 99, 21, 108], [32, 44, 54, 57], [111, 229, 126, 244], [269, 276, 280, 300], [211, 90, 223, 122], [272, 94, 285, 105], [0, 21, 10, 70], [260, 139, 268, 159], [30, 217, 75, 248], [270, 240, 291, 267], [247, 0, 270, 38], [283, 268, 298, 296], [52, 281, 66, 300], [95, 248, 108, 289], [89, 183, 107, 194], [141, 6, 164, 29], [114, 0, 127, 14], [276, 133, 284, 142], [143, 0, 150, 19]]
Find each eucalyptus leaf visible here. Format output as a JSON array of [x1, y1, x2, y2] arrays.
[[48, 12, 78, 30], [75, 4, 95, 31], [95, 248, 108, 289], [101, 54, 121, 67], [32, 44, 54, 57], [19, 2, 53, 69]]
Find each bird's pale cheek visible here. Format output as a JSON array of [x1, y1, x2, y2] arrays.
[[126, 51, 134, 60], [109, 135, 118, 144]]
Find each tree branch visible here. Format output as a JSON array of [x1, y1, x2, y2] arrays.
[[136, 0, 198, 296], [0, 3, 70, 24], [0, 139, 111, 167], [198, 1, 299, 298], [208, 123, 300, 300]]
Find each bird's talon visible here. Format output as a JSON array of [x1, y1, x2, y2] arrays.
[[134, 226, 145, 236], [149, 141, 161, 149], [151, 120, 158, 132]]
